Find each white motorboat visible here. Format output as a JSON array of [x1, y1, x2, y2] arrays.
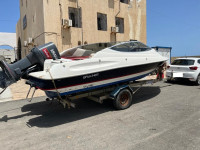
[[28, 41, 167, 98], [0, 41, 167, 99]]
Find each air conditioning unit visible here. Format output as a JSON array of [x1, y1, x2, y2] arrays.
[[62, 19, 72, 28], [24, 41, 28, 47], [111, 27, 119, 33], [28, 37, 33, 44]]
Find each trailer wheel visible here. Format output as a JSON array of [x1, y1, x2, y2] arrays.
[[113, 89, 133, 110]]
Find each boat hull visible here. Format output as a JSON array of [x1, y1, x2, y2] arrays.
[[29, 61, 162, 98]]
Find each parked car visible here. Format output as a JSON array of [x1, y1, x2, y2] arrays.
[[166, 57, 200, 85]]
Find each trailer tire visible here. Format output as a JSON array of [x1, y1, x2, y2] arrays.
[[113, 89, 133, 110]]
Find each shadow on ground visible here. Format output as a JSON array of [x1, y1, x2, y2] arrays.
[[132, 86, 161, 104], [1, 86, 161, 128], [165, 79, 198, 86]]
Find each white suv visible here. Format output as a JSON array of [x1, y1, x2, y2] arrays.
[[166, 57, 200, 85]]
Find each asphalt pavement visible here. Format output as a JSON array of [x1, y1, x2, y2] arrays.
[[0, 81, 200, 150]]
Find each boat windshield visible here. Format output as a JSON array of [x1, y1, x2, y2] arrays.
[[110, 41, 151, 52], [80, 42, 121, 53]]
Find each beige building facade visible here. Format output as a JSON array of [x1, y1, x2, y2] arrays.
[[16, 0, 146, 59]]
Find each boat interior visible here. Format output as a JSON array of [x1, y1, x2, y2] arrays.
[[60, 41, 151, 60], [60, 42, 119, 60]]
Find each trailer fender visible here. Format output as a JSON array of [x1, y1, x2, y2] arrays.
[[110, 85, 133, 99]]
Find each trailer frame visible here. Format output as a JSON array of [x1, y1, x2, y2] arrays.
[[53, 79, 157, 110]]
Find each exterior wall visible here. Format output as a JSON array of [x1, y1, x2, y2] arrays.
[[16, 0, 45, 58], [0, 32, 17, 62], [135, 0, 146, 44], [17, 0, 146, 55], [43, 0, 63, 51]]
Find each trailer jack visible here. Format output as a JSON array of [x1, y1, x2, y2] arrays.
[[26, 81, 37, 102]]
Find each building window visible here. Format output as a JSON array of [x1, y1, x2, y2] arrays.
[[68, 7, 82, 28], [97, 13, 107, 31], [116, 17, 124, 33], [120, 0, 129, 4], [21, 0, 23, 6], [23, 15, 27, 30]]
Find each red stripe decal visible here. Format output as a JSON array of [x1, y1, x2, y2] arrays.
[[42, 48, 52, 59]]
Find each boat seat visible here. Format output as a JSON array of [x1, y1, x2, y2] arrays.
[[72, 48, 93, 57]]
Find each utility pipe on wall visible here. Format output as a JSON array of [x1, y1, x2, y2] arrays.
[[77, 0, 84, 45], [115, 0, 121, 17]]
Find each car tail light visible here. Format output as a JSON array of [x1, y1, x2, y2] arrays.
[[167, 66, 170, 69], [189, 66, 198, 70]]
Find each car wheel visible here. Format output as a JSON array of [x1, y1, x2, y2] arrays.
[[113, 89, 133, 110], [196, 75, 200, 85]]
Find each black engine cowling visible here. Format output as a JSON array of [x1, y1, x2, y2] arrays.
[[0, 42, 60, 88]]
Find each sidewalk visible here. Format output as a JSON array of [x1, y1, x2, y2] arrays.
[[0, 79, 45, 102], [0, 87, 12, 102]]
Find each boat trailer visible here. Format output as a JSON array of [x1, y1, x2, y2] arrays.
[[26, 78, 157, 110]]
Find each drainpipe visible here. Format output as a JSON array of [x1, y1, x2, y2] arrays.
[[77, 0, 83, 45], [59, 0, 63, 20], [59, 0, 63, 50], [115, 0, 121, 17], [113, 1, 121, 42]]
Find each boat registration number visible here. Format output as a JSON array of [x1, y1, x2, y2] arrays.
[[83, 73, 99, 80]]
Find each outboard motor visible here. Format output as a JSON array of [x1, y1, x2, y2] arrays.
[[0, 42, 60, 88]]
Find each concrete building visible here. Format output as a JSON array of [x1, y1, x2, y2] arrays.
[[0, 32, 16, 63], [16, 0, 146, 58]]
